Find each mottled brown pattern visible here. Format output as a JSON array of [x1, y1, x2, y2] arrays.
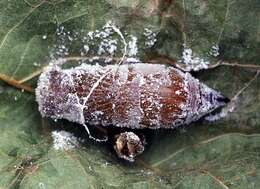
[[36, 63, 228, 129]]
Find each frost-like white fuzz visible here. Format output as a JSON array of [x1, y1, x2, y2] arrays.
[[179, 45, 209, 71], [52, 130, 79, 150]]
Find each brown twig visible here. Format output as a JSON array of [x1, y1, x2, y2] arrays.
[[221, 62, 260, 69], [0, 74, 34, 93], [208, 61, 260, 70]]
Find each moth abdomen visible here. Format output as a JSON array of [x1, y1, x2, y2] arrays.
[[36, 63, 228, 129]]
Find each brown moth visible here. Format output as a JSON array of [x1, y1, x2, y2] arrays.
[[36, 62, 228, 160]]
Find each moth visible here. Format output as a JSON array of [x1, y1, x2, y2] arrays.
[[36, 62, 228, 161]]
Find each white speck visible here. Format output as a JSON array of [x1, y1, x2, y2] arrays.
[[33, 62, 40, 67], [88, 31, 94, 39], [127, 35, 138, 56], [51, 130, 79, 150], [51, 21, 157, 62], [38, 182, 45, 189], [125, 57, 140, 63], [144, 28, 157, 48], [105, 57, 113, 63], [175, 90, 181, 95], [101, 162, 110, 167], [83, 45, 89, 53], [126, 132, 140, 141], [88, 165, 93, 171], [42, 35, 47, 40], [14, 96, 18, 101], [179, 44, 209, 71], [209, 44, 220, 57], [93, 56, 99, 60]]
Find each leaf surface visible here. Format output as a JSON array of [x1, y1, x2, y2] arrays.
[[0, 0, 259, 188]]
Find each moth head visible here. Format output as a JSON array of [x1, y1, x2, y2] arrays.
[[114, 132, 145, 162]]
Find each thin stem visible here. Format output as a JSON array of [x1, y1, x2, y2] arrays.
[[202, 170, 230, 189], [83, 124, 108, 142], [208, 61, 260, 70], [0, 74, 34, 93], [231, 70, 259, 101], [18, 67, 45, 84], [221, 62, 260, 69]]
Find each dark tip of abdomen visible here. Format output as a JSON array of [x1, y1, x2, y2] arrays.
[[216, 94, 230, 104]]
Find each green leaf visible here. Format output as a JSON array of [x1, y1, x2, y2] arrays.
[[0, 0, 259, 188]]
